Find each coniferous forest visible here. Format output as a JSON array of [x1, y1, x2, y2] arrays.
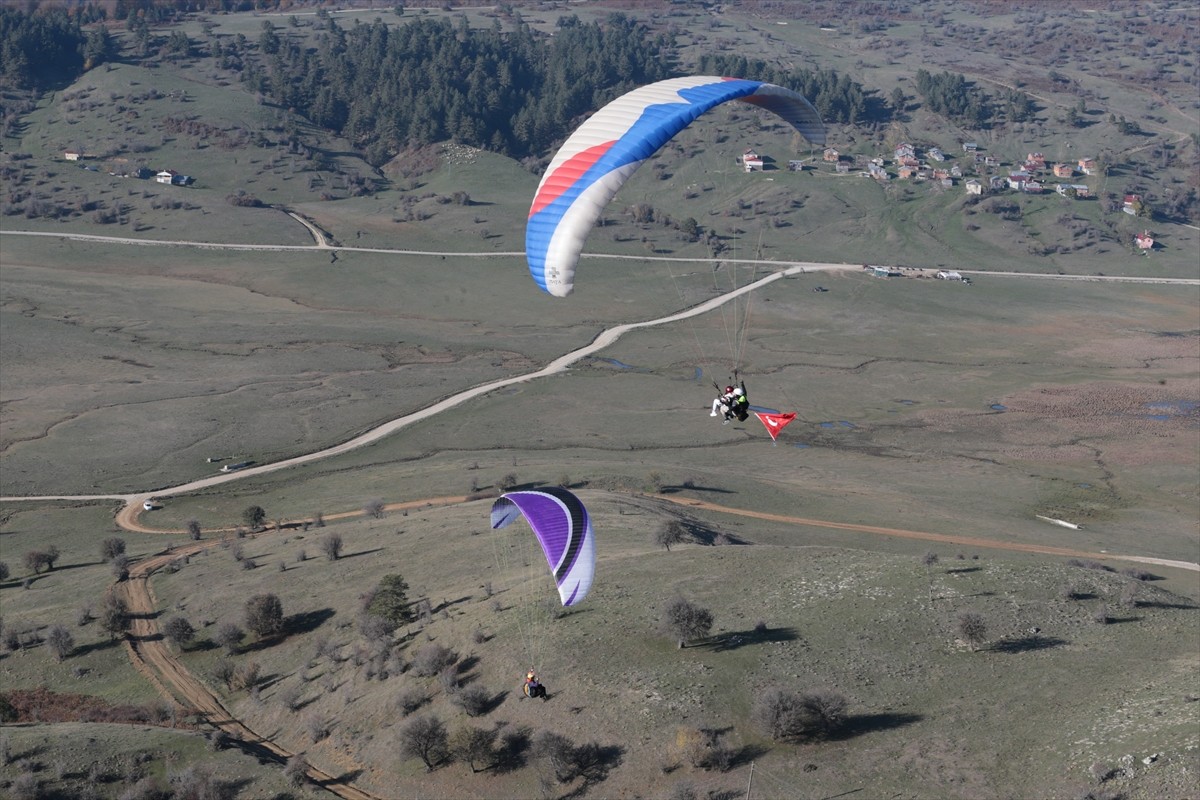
[[1, 6, 882, 166]]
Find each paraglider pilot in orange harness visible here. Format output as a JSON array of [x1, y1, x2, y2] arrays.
[[710, 380, 749, 423], [523, 668, 547, 700]]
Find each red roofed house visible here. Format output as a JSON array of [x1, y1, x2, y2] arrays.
[[1052, 163, 1074, 178], [1026, 152, 1046, 170], [1135, 230, 1154, 249]]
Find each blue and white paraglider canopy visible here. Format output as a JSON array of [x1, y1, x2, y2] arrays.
[[526, 76, 826, 297]]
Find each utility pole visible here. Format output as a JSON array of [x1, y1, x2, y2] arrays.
[[744, 760, 754, 800]]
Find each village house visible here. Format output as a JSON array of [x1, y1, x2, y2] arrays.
[[63, 151, 83, 161], [927, 146, 945, 162], [1023, 180, 1044, 194], [949, 164, 963, 178], [823, 147, 840, 162], [1055, 184, 1091, 198], [1123, 194, 1141, 215], [741, 149, 763, 172], [156, 170, 176, 184], [962, 141, 978, 153], [898, 165, 918, 180], [1134, 230, 1154, 249], [939, 176, 953, 189], [965, 178, 983, 195], [787, 160, 806, 171], [1025, 152, 1047, 170], [835, 161, 851, 174], [988, 175, 1008, 192], [1007, 171, 1030, 190], [984, 155, 1000, 168], [932, 168, 950, 181], [894, 142, 916, 160], [868, 163, 889, 181], [1052, 163, 1074, 178], [1078, 158, 1097, 175]]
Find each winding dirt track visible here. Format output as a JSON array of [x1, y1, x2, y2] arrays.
[[654, 496, 1200, 573]]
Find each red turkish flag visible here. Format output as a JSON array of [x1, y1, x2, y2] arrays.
[[754, 412, 797, 442]]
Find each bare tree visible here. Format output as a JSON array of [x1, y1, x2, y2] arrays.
[[244, 594, 284, 640], [398, 714, 449, 771], [957, 610, 988, 650], [799, 688, 848, 735], [364, 499, 386, 519], [319, 533, 343, 561], [450, 725, 498, 772], [655, 520, 689, 552], [162, 616, 195, 650], [111, 553, 130, 581], [497, 473, 518, 492], [186, 519, 202, 541], [283, 755, 308, 787], [411, 643, 457, 677], [660, 596, 714, 648], [532, 729, 576, 783], [100, 537, 126, 562], [453, 684, 492, 717], [99, 595, 130, 639], [46, 624, 74, 661], [0, 562, 8, 583], [213, 622, 245, 654]]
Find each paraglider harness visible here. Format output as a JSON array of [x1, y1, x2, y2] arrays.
[[523, 670, 547, 700], [713, 375, 750, 423]]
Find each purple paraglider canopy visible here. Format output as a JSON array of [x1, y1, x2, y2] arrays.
[[491, 487, 595, 606]]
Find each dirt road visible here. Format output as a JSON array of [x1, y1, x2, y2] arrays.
[[655, 495, 1199, 573], [113, 536, 383, 800]]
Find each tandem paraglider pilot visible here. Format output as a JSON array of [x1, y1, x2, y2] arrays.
[[711, 381, 749, 423]]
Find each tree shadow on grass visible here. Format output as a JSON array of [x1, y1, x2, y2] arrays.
[[659, 484, 736, 495], [491, 724, 532, 774], [703, 626, 800, 652], [945, 566, 982, 574], [1136, 600, 1198, 610], [730, 742, 771, 769], [286, 607, 336, 636], [434, 595, 474, 614], [990, 635, 1068, 654], [73, 637, 120, 657], [337, 547, 384, 561], [830, 711, 922, 740]]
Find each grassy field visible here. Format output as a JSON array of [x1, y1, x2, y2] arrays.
[[1, 2, 1198, 799]]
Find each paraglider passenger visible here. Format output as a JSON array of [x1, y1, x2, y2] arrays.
[[524, 668, 547, 700], [711, 385, 737, 418]]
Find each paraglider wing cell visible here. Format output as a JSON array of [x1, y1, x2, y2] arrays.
[[491, 487, 595, 606], [527, 76, 826, 297]]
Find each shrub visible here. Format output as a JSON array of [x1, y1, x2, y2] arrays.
[[957, 611, 988, 650], [367, 574, 413, 624], [46, 624, 74, 661], [305, 712, 329, 742], [411, 643, 458, 677], [241, 505, 266, 529], [751, 687, 807, 741], [320, 533, 343, 561], [397, 687, 426, 716], [283, 755, 308, 787], [799, 688, 848, 735], [213, 622, 245, 654], [453, 685, 492, 717]]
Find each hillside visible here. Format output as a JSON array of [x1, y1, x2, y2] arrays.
[[1, 2, 1197, 800]]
